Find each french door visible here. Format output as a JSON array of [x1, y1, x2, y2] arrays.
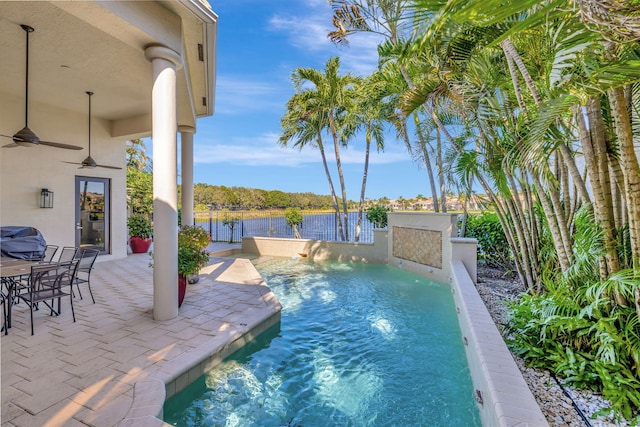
[[75, 176, 110, 254]]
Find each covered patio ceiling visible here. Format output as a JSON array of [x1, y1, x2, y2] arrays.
[[0, 0, 216, 139]]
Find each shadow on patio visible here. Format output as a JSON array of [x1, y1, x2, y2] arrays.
[[1, 252, 281, 426]]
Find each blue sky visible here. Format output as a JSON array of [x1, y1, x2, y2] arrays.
[[187, 0, 430, 200]]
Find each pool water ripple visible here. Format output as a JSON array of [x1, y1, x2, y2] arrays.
[[164, 259, 481, 427]]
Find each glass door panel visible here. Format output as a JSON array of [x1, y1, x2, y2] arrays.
[[75, 176, 110, 254]]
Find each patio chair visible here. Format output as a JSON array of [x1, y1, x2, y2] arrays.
[[72, 248, 99, 303], [0, 292, 7, 335], [41, 245, 59, 263], [57, 246, 78, 263], [17, 261, 78, 335]]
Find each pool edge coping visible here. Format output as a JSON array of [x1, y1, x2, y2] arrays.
[[451, 259, 549, 427]]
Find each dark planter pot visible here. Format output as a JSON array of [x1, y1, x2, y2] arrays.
[[178, 275, 187, 307], [129, 236, 152, 254]]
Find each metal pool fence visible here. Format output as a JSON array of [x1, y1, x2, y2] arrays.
[[193, 209, 378, 243]]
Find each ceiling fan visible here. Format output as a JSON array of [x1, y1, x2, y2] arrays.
[[63, 91, 122, 170], [1, 24, 83, 150]]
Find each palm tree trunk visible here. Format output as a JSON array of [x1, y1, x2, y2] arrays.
[[557, 140, 592, 206], [355, 126, 372, 242], [329, 114, 349, 241], [317, 132, 345, 241], [608, 86, 640, 269], [413, 113, 439, 212], [579, 98, 620, 279], [501, 40, 572, 270], [504, 50, 527, 114], [437, 127, 447, 213], [530, 172, 572, 271]]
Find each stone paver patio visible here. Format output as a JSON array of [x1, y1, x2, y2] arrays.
[[1, 245, 281, 426]]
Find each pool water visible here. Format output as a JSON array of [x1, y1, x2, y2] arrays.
[[164, 259, 481, 427]]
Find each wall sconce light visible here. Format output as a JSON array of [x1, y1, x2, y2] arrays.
[[40, 188, 54, 208]]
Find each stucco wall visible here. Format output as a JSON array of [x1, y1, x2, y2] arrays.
[[0, 93, 128, 260], [242, 229, 389, 263]]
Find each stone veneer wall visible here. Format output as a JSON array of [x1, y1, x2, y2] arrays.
[[387, 212, 457, 282], [392, 226, 443, 268]]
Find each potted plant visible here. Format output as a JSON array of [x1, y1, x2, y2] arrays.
[[177, 225, 210, 306], [128, 214, 153, 253]]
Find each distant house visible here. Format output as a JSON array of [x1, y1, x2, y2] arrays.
[[0, 1, 218, 320]]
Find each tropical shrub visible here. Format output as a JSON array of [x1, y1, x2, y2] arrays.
[[127, 214, 153, 239], [505, 208, 640, 420], [177, 225, 210, 277], [366, 205, 391, 228], [285, 208, 303, 239], [178, 225, 209, 249], [464, 212, 513, 270], [505, 277, 640, 421]]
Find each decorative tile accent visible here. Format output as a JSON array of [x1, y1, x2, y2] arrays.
[[392, 227, 442, 268]]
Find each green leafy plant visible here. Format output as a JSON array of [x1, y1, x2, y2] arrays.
[[464, 212, 513, 270], [177, 225, 210, 277], [178, 225, 210, 249], [285, 208, 303, 238], [365, 205, 391, 228], [127, 214, 152, 239], [222, 212, 240, 243]]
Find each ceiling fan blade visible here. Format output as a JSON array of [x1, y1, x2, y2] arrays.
[[62, 161, 83, 166], [96, 164, 123, 170], [39, 140, 84, 150], [1, 135, 21, 147]]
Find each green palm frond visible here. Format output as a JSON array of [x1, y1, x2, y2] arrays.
[[549, 27, 601, 90], [587, 269, 640, 306], [593, 60, 640, 89]]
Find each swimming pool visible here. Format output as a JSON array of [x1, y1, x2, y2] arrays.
[[164, 258, 481, 426]]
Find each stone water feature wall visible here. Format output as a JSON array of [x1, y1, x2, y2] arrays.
[[387, 212, 458, 283]]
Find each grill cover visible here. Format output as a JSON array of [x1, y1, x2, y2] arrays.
[[0, 226, 47, 260]]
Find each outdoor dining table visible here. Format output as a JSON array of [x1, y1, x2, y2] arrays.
[[0, 257, 42, 329]]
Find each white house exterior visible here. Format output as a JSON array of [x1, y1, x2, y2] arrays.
[[0, 1, 217, 320]]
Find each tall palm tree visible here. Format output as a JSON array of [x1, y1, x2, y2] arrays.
[[280, 93, 345, 240], [284, 57, 360, 241], [344, 72, 391, 241]]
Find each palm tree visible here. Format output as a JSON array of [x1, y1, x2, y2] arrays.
[[280, 92, 345, 240], [283, 57, 360, 241], [345, 72, 390, 241]]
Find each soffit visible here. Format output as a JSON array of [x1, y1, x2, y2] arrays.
[[0, 1, 216, 137]]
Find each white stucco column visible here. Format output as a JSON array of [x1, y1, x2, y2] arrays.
[[179, 126, 195, 227], [145, 45, 182, 321]]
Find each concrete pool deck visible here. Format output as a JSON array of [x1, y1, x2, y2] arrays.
[[1, 243, 281, 426]]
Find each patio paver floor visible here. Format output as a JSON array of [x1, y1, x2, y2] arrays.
[[1, 244, 281, 426]]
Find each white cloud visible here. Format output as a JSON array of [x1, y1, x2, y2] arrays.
[[268, 15, 333, 53], [268, 5, 382, 77], [213, 75, 285, 115], [194, 132, 411, 167]]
